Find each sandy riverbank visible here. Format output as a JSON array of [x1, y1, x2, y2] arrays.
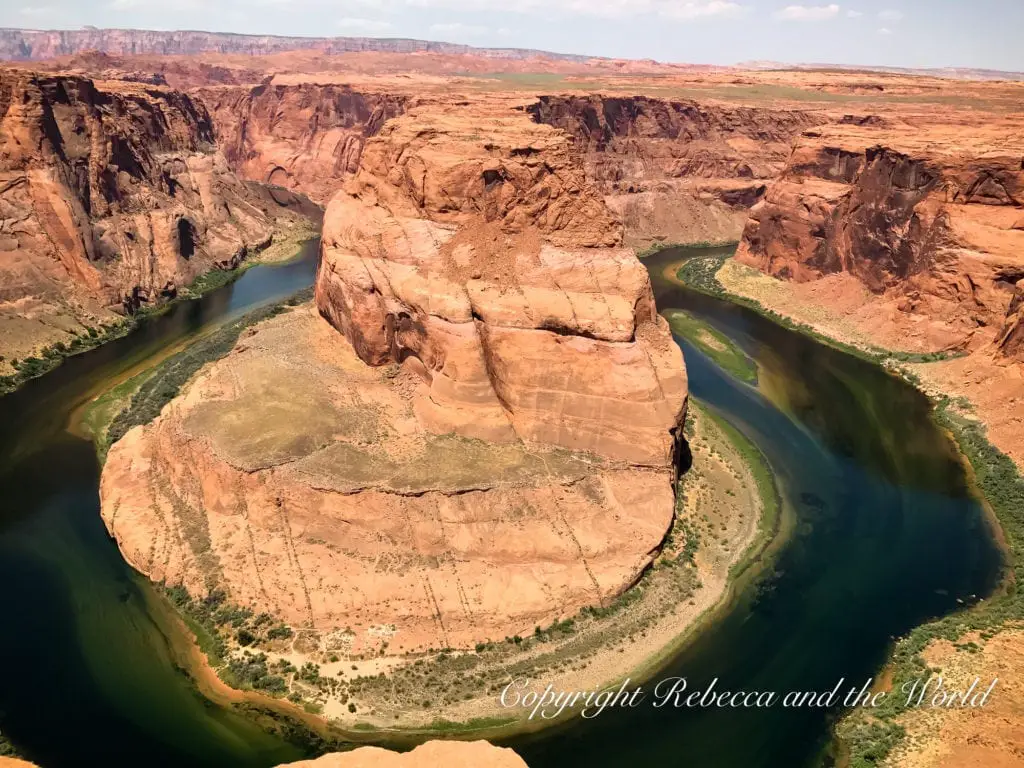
[[714, 257, 1024, 473]]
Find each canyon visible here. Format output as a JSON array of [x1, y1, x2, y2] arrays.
[[736, 121, 1024, 358], [730, 116, 1024, 470], [0, 34, 1022, 767]]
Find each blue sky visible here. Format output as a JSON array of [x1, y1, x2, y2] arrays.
[[5, 0, 1023, 71]]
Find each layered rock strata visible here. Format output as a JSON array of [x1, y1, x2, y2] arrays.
[[100, 96, 688, 654], [315, 97, 685, 465], [0, 28, 591, 63], [0, 68, 292, 365], [737, 122, 1024, 356], [527, 95, 823, 247], [197, 83, 407, 204]]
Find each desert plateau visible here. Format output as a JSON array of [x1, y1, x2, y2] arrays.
[[0, 9, 1022, 768]]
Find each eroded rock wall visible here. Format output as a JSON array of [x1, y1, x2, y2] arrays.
[[0, 68, 285, 362], [737, 123, 1024, 355], [100, 93, 689, 656], [197, 82, 407, 204], [527, 95, 824, 247]]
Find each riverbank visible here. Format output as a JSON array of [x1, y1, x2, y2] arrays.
[[664, 309, 758, 385], [81, 287, 314, 462], [675, 252, 1023, 472], [359, 400, 784, 736], [0, 217, 318, 398], [667, 250, 1024, 768]]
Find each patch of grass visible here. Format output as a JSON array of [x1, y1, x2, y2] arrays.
[[81, 367, 160, 462], [664, 308, 757, 384]]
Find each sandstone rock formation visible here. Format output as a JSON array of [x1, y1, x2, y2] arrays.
[[997, 280, 1024, 358], [737, 122, 1024, 356], [0, 67, 293, 366], [277, 740, 528, 768], [197, 83, 406, 204], [315, 96, 684, 464], [527, 95, 822, 248], [100, 305, 679, 653], [100, 95, 687, 655]]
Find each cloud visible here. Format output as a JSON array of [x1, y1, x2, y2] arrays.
[[106, 0, 202, 9], [336, 16, 394, 32], [846, 9, 862, 17], [428, 21, 488, 36], [662, 2, 746, 20], [878, 8, 903, 21], [878, 26, 892, 34], [19, 5, 54, 15], [774, 4, 840, 21]]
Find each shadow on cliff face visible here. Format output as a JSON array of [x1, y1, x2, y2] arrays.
[[675, 426, 694, 479], [243, 180, 325, 226]]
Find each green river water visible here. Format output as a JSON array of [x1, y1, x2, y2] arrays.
[[0, 243, 1003, 767]]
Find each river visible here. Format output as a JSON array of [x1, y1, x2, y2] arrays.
[[0, 243, 1003, 767]]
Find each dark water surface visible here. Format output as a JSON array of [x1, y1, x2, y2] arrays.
[[0, 243, 1003, 767], [0, 243, 321, 768], [508, 245, 1003, 767]]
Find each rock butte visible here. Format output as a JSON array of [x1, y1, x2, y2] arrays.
[[276, 740, 528, 768], [99, 94, 688, 653]]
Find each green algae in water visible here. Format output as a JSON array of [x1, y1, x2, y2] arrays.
[[665, 308, 758, 384]]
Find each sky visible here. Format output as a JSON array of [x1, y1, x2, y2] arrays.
[[3, 0, 1023, 71]]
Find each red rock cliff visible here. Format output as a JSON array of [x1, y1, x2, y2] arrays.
[[315, 95, 686, 466], [737, 122, 1024, 356], [196, 82, 407, 204], [527, 95, 823, 247], [0, 67, 290, 363]]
